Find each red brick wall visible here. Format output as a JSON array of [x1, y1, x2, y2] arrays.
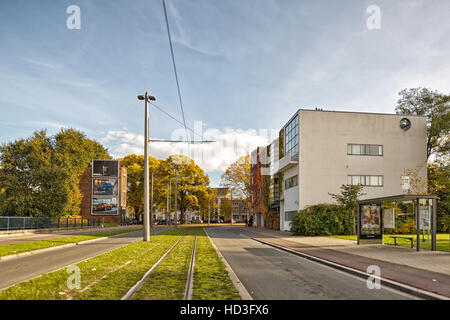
[[78, 166, 127, 224]]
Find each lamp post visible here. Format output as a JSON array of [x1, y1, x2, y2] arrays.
[[137, 92, 156, 242]]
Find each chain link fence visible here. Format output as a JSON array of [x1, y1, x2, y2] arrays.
[[0, 216, 101, 231]]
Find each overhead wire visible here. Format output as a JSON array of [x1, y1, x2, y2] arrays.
[[162, 0, 191, 153]]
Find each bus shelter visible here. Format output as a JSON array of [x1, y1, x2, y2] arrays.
[[357, 194, 437, 251]]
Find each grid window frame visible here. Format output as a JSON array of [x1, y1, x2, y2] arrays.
[[284, 115, 299, 155], [347, 175, 384, 187], [347, 144, 383, 156]]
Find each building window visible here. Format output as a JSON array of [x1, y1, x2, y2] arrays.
[[285, 210, 296, 221], [285, 114, 298, 154], [347, 144, 383, 156], [285, 175, 298, 189], [347, 175, 383, 187]]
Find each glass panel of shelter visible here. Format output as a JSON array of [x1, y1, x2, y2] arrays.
[[380, 199, 433, 250]]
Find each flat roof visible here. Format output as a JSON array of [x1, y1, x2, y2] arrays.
[[280, 108, 426, 132], [357, 194, 437, 204], [298, 108, 427, 118]]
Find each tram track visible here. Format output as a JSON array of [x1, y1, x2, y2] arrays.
[[120, 235, 184, 300], [183, 233, 197, 300]]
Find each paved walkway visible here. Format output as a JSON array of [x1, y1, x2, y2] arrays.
[[232, 227, 450, 298]]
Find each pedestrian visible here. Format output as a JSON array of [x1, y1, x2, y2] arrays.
[[249, 215, 254, 227]]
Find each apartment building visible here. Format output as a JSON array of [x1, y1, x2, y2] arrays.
[[252, 109, 427, 231]]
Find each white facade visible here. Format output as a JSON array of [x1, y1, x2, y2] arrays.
[[277, 109, 427, 231]]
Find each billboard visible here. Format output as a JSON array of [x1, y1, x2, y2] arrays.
[[92, 160, 119, 178], [93, 178, 118, 196], [360, 204, 382, 239], [92, 197, 118, 215]]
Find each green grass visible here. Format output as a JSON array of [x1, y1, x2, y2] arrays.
[[0, 228, 184, 300], [193, 227, 241, 300], [330, 233, 450, 252], [0, 226, 241, 300], [133, 229, 197, 300], [0, 227, 142, 257]]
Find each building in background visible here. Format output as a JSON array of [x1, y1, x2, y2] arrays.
[[252, 109, 427, 231], [213, 187, 249, 223], [251, 139, 281, 229], [79, 160, 127, 224]]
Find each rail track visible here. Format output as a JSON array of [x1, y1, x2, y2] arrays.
[[121, 232, 198, 300]]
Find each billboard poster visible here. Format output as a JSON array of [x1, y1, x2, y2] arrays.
[[419, 204, 431, 230], [383, 208, 395, 229], [360, 204, 382, 239], [92, 197, 118, 215], [93, 178, 118, 196], [92, 160, 119, 178]]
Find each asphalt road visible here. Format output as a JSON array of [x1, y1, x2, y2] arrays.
[[207, 227, 417, 300], [0, 226, 144, 245], [0, 228, 166, 290]]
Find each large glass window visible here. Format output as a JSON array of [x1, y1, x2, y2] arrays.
[[347, 144, 383, 156], [347, 175, 383, 187], [285, 115, 298, 154], [285, 175, 298, 189]]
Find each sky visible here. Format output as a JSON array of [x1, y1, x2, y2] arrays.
[[0, 0, 449, 186]]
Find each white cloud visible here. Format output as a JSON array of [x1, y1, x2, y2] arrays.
[[101, 126, 276, 172]]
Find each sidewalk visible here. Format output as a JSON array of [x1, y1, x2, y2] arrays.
[[232, 226, 450, 298]]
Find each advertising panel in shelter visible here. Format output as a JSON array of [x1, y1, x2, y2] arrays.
[[360, 204, 382, 239]]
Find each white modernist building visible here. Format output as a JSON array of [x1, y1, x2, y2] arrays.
[[276, 109, 427, 231]]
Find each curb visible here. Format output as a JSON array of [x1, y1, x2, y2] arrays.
[[204, 227, 253, 300], [249, 235, 449, 300], [0, 237, 109, 262], [0, 225, 142, 238]]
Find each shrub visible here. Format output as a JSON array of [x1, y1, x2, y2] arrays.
[[290, 204, 353, 236]]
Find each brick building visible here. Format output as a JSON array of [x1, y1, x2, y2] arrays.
[[79, 165, 127, 224]]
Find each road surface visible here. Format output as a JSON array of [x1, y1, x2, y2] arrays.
[[0, 228, 166, 290], [0, 226, 143, 245], [207, 227, 417, 300]]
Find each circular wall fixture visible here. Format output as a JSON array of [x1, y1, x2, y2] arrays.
[[400, 118, 411, 131]]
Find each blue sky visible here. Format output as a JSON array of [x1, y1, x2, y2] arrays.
[[0, 0, 449, 186]]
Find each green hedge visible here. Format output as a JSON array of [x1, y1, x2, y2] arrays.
[[290, 204, 353, 236]]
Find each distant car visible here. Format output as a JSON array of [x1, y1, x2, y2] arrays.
[[97, 183, 115, 194], [95, 203, 112, 211]]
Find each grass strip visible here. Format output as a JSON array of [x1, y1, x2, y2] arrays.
[[330, 233, 450, 252], [0, 227, 242, 300], [0, 227, 143, 257], [132, 228, 197, 300], [0, 228, 184, 300], [192, 227, 241, 300]]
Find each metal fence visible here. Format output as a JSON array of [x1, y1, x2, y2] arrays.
[[0, 216, 101, 231]]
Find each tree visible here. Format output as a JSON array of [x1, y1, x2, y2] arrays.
[[159, 155, 210, 224], [53, 128, 110, 216], [221, 155, 252, 215], [118, 154, 159, 219], [0, 128, 110, 217], [395, 87, 450, 160], [329, 184, 366, 234], [197, 187, 217, 221]]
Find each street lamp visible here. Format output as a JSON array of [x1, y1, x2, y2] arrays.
[[138, 92, 156, 242]]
